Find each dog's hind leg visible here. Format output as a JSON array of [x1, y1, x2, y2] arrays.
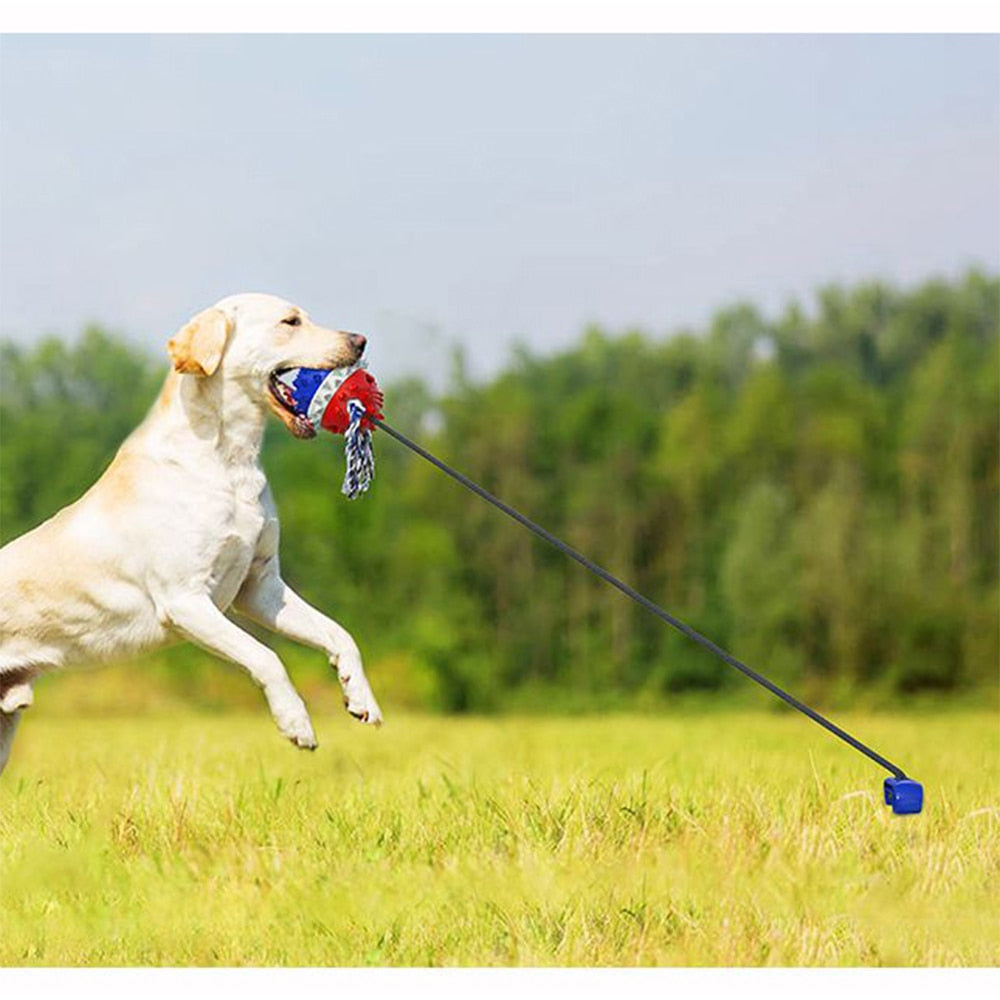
[[0, 673, 33, 777], [0, 679, 33, 714], [0, 711, 22, 777]]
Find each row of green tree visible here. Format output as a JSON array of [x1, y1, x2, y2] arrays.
[[1, 271, 997, 710]]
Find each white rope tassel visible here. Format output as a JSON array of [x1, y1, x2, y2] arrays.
[[342, 398, 375, 499]]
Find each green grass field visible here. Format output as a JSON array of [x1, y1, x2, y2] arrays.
[[0, 708, 996, 966]]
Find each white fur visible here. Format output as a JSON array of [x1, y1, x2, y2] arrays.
[[0, 293, 382, 775]]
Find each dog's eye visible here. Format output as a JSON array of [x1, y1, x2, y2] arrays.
[[281, 315, 302, 327]]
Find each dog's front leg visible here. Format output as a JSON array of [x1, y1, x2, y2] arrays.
[[164, 595, 317, 749], [234, 571, 382, 726]]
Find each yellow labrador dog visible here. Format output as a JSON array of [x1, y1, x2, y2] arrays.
[[0, 293, 383, 775]]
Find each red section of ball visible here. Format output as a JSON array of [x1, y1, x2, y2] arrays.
[[319, 368, 385, 435]]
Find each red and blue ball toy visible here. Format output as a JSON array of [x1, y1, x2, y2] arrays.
[[271, 362, 384, 498]]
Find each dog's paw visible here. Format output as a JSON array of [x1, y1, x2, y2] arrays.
[[333, 653, 383, 728], [283, 716, 318, 750], [289, 730, 318, 751], [346, 700, 383, 727], [340, 679, 383, 727], [271, 697, 318, 749]]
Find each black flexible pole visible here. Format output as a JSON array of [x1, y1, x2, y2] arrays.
[[372, 415, 909, 781]]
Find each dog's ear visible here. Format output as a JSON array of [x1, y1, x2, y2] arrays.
[[167, 308, 232, 377]]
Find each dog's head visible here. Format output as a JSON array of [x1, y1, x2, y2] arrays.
[[167, 293, 366, 438]]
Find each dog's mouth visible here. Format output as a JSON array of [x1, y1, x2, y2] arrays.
[[267, 367, 322, 439]]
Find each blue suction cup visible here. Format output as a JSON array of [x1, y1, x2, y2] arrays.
[[883, 777, 923, 815]]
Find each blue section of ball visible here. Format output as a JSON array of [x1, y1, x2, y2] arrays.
[[883, 777, 923, 815], [288, 367, 330, 416]]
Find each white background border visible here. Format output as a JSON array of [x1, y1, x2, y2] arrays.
[[0, 1, 999, 33]]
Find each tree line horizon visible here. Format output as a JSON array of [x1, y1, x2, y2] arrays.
[[1, 270, 996, 711]]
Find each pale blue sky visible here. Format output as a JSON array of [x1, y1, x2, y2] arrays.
[[1, 34, 997, 384]]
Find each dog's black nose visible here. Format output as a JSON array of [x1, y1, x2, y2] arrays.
[[348, 333, 367, 355]]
